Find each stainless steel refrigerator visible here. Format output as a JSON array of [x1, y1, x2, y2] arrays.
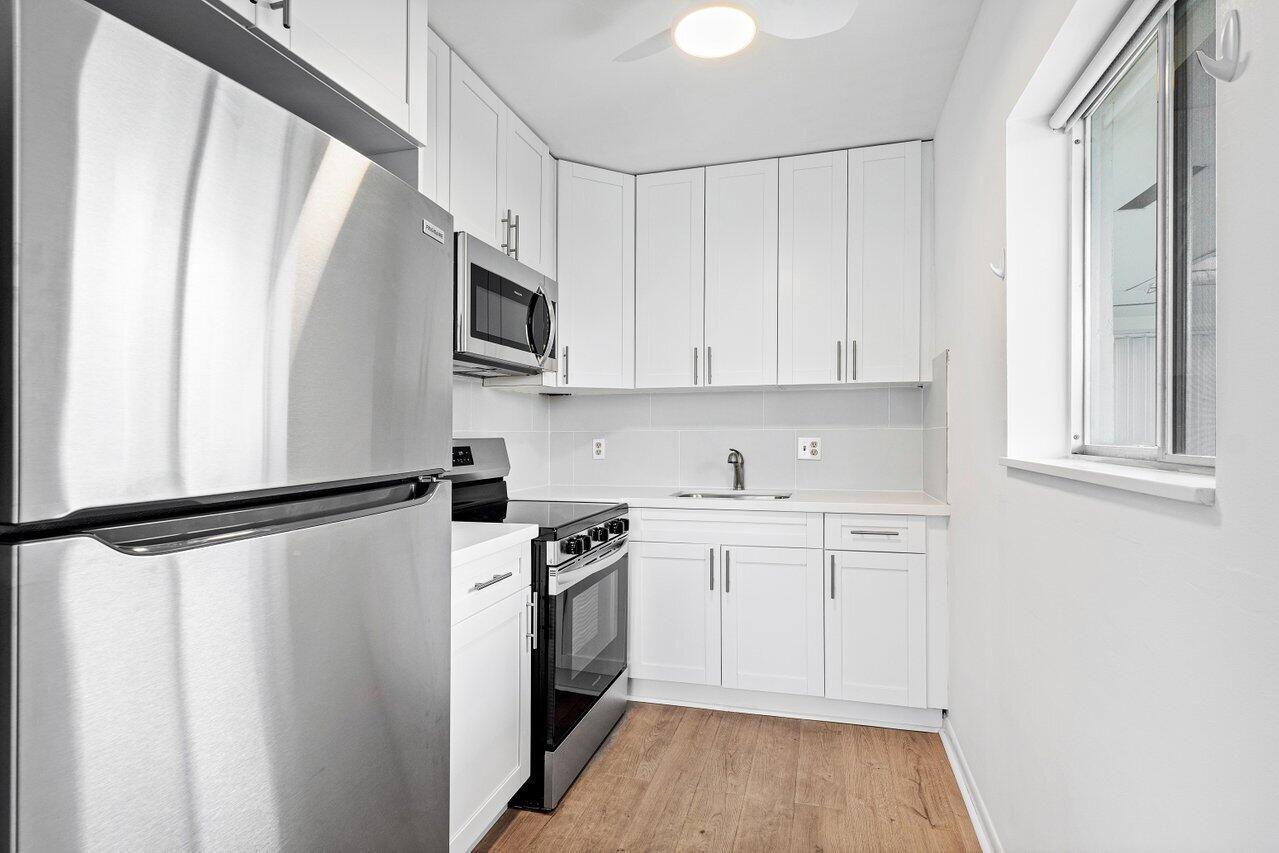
[[1, 0, 454, 848]]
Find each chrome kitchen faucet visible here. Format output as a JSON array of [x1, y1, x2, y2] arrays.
[[727, 448, 745, 491]]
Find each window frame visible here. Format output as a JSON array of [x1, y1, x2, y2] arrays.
[[1068, 0, 1215, 469]]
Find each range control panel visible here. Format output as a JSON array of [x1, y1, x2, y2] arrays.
[[451, 445, 475, 468]]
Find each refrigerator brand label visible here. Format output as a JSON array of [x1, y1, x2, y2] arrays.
[[422, 219, 446, 244]]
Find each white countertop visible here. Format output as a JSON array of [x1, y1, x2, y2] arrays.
[[451, 522, 539, 566], [509, 485, 949, 516]]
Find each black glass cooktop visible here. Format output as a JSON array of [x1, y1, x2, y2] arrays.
[[453, 499, 624, 538]]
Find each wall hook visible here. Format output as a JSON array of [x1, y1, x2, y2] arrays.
[[1197, 9, 1242, 83], [989, 247, 1006, 280]]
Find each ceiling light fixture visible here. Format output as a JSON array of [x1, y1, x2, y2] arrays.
[[672, 5, 758, 59]]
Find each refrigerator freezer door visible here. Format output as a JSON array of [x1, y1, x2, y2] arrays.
[[8, 480, 451, 850], [4, 0, 454, 524]]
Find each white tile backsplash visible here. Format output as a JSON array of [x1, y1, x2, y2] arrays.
[[455, 379, 933, 494]]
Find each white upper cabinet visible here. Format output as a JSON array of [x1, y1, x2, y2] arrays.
[[449, 51, 507, 247], [630, 542, 720, 685], [848, 141, 922, 382], [720, 546, 824, 697], [417, 28, 450, 209], [825, 550, 927, 708], [636, 168, 705, 389], [704, 159, 778, 387], [278, 0, 424, 131], [778, 151, 849, 386], [557, 161, 635, 389], [505, 113, 556, 278]]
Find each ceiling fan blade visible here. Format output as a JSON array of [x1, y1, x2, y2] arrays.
[[754, 0, 859, 40], [614, 28, 674, 62]]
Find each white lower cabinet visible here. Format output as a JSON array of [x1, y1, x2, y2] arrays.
[[720, 546, 824, 696], [824, 550, 927, 708], [630, 537, 823, 699], [629, 508, 938, 717], [450, 587, 532, 853], [629, 542, 720, 685]]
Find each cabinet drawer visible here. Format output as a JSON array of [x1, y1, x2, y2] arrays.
[[633, 508, 822, 549], [452, 544, 530, 625], [824, 514, 924, 554]]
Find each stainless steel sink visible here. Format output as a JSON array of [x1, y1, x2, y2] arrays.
[[673, 490, 792, 500]]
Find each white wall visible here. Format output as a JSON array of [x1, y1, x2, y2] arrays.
[[934, 0, 1279, 849], [452, 378, 550, 490], [545, 387, 924, 491]]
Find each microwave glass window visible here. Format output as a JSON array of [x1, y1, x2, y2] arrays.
[[471, 264, 537, 352]]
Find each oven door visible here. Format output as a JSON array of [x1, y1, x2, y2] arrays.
[[546, 538, 628, 749], [455, 232, 557, 373]]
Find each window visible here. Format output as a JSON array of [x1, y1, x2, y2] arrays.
[[1072, 0, 1216, 466]]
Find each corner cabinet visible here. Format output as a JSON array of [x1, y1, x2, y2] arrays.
[[704, 159, 779, 387], [636, 168, 706, 389], [417, 27, 450, 209], [557, 161, 635, 389]]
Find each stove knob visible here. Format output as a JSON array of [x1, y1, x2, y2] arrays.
[[589, 526, 609, 543], [606, 518, 626, 536], [561, 536, 586, 555]]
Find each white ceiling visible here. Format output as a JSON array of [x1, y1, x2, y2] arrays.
[[429, 0, 984, 174]]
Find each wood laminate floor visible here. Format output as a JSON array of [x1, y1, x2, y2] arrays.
[[476, 702, 981, 852]]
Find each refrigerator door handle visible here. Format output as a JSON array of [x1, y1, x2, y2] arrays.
[[90, 479, 444, 556]]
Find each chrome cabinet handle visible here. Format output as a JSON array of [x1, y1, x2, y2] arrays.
[[693, 347, 699, 386], [709, 547, 714, 591], [845, 530, 900, 537], [501, 209, 514, 254], [512, 213, 520, 260], [562, 346, 569, 384], [471, 571, 513, 592], [830, 555, 835, 600], [836, 340, 842, 381], [707, 346, 713, 385], [850, 340, 858, 381], [267, 0, 290, 27], [724, 549, 731, 594], [526, 597, 538, 650]]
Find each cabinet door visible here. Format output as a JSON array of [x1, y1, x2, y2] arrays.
[[630, 542, 719, 685], [825, 551, 926, 707], [417, 28, 450, 208], [848, 142, 922, 382], [450, 589, 532, 852], [505, 113, 555, 276], [721, 546, 824, 696], [636, 168, 706, 389], [557, 161, 635, 389], [287, 0, 421, 130], [778, 152, 848, 385], [704, 159, 778, 386], [450, 51, 507, 248]]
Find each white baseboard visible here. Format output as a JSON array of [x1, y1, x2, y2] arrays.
[[940, 716, 1002, 853], [628, 678, 943, 731]]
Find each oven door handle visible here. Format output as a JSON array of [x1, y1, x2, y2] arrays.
[[550, 537, 627, 595]]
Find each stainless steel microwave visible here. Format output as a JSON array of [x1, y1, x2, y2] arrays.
[[453, 232, 557, 378]]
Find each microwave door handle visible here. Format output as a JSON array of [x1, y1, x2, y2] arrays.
[[541, 295, 557, 366], [525, 289, 556, 368]]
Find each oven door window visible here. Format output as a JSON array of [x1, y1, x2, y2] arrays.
[[471, 264, 536, 354], [549, 555, 627, 748]]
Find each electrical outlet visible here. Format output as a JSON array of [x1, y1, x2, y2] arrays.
[[797, 437, 822, 460], [592, 438, 607, 460]]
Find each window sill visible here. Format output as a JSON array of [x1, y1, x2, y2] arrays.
[[1000, 456, 1216, 506]]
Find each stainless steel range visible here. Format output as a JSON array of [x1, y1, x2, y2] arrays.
[[445, 439, 629, 810]]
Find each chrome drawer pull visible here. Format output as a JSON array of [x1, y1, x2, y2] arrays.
[[471, 571, 513, 592], [845, 530, 900, 537]]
